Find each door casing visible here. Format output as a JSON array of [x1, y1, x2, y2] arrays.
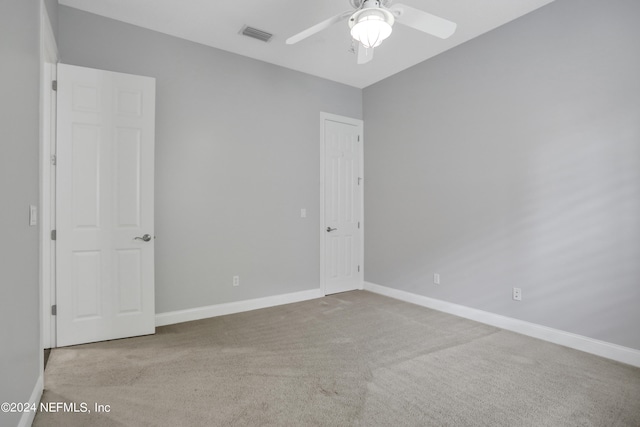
[[40, 0, 59, 351]]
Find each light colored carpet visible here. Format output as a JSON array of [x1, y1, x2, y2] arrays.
[[35, 291, 640, 426]]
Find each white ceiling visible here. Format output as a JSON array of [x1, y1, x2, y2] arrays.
[[58, 0, 555, 89]]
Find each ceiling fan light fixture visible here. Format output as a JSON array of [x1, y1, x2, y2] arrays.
[[349, 8, 394, 48]]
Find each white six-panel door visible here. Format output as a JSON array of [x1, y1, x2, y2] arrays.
[[322, 114, 363, 295], [56, 64, 156, 347]]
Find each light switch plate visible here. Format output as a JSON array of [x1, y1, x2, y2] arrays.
[[29, 205, 37, 226], [301, 208, 307, 218]]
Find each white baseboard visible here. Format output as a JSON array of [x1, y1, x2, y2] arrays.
[[17, 374, 43, 427], [363, 282, 640, 368], [155, 288, 324, 327]]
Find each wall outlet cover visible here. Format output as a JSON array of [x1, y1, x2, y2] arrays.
[[513, 287, 522, 301]]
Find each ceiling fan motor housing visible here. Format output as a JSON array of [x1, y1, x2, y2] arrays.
[[350, 0, 393, 8]]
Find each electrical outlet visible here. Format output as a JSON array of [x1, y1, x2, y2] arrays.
[[233, 276, 240, 287], [433, 273, 440, 285], [512, 287, 522, 301], [300, 208, 307, 218]]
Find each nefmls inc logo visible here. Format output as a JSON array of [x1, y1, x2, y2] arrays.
[[40, 402, 89, 413]]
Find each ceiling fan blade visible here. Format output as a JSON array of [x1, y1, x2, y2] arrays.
[[286, 10, 353, 45], [357, 44, 374, 65], [390, 4, 457, 39]]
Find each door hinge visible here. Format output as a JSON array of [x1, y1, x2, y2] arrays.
[[358, 265, 360, 272], [52, 80, 57, 91], [358, 221, 360, 229], [358, 135, 360, 142], [357, 177, 362, 186], [51, 305, 57, 316], [51, 230, 56, 240], [51, 155, 56, 165]]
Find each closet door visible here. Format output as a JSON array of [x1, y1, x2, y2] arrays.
[[56, 64, 156, 347]]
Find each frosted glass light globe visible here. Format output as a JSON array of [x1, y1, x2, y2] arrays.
[[350, 9, 394, 48]]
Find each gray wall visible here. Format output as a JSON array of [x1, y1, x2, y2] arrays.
[[44, 0, 58, 42], [58, 6, 362, 314], [0, 0, 42, 425], [364, 0, 640, 350]]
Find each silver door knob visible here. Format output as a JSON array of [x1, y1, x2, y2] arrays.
[[326, 227, 337, 232], [135, 234, 152, 242]]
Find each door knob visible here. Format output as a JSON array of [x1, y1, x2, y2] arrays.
[[326, 227, 337, 232], [134, 234, 152, 242]]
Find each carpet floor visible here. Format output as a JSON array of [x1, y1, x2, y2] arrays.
[[35, 291, 640, 426]]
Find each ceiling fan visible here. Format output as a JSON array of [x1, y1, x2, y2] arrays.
[[286, 0, 457, 65]]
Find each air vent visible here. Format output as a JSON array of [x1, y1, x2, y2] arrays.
[[240, 26, 273, 43]]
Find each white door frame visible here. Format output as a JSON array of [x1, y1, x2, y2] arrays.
[[319, 112, 364, 296], [39, 0, 58, 355]]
